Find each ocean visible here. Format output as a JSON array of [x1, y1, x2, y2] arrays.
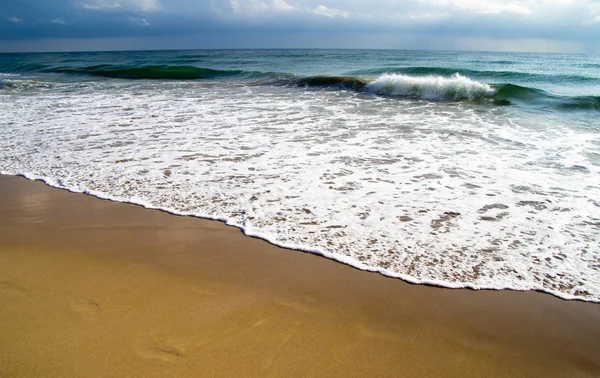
[[1, 49, 598, 301]]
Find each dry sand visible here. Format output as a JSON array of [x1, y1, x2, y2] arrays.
[[1, 174, 599, 377]]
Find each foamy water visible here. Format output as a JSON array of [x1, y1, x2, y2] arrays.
[[1, 50, 599, 301]]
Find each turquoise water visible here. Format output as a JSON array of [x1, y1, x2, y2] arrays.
[[1, 49, 599, 301], [2, 49, 600, 103]]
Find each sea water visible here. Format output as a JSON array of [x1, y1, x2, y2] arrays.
[[1, 49, 599, 301]]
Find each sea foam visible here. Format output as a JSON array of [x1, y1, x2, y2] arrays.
[[1, 74, 599, 303], [0, 79, 52, 90]]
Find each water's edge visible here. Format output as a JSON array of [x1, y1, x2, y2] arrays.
[[4, 171, 596, 304]]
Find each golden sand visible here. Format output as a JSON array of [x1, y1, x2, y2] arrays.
[[1, 175, 599, 377]]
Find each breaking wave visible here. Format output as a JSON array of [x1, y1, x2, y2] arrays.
[[364, 73, 494, 101], [348, 66, 597, 84]]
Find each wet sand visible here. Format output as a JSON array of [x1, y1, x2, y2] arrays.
[[1, 174, 599, 377]]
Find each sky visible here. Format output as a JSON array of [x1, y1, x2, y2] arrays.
[[1, 0, 599, 53]]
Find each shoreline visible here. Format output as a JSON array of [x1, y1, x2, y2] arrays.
[[4, 172, 594, 304], [1, 174, 600, 377]]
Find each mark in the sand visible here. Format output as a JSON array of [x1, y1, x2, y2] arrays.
[[253, 318, 268, 328], [262, 328, 299, 375], [70, 299, 101, 321], [357, 323, 401, 343], [135, 336, 186, 362], [190, 286, 217, 297], [277, 295, 317, 314], [0, 279, 28, 294]]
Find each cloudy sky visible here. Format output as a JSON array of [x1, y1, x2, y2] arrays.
[[1, 0, 599, 53]]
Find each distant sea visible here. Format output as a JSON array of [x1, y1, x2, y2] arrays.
[[1, 49, 599, 301]]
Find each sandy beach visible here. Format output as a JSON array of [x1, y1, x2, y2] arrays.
[[1, 174, 599, 377]]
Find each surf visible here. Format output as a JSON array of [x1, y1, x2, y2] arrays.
[[294, 73, 600, 111], [1, 56, 598, 111], [348, 66, 597, 84], [363, 73, 494, 101]]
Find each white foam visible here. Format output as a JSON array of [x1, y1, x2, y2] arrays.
[[365, 73, 495, 100], [1, 80, 599, 302], [0, 79, 53, 90]]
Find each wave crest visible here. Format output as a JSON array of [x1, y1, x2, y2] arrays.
[[365, 73, 495, 101]]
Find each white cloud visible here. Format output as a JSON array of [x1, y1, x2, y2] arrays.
[[423, 0, 531, 15], [7, 16, 23, 23], [78, 0, 161, 12], [51, 18, 67, 24], [210, 0, 297, 17], [392, 12, 449, 21], [592, 2, 600, 21], [314, 5, 350, 18], [274, 0, 295, 11], [128, 16, 150, 25], [135, 0, 161, 12], [79, 0, 123, 10]]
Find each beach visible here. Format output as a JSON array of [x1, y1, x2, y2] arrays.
[[2, 50, 600, 302], [1, 174, 599, 377]]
